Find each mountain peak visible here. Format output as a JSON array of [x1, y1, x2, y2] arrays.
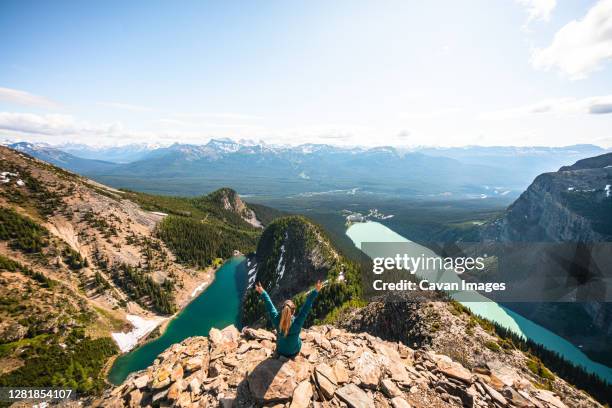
[[208, 137, 235, 144], [10, 141, 41, 151], [207, 188, 263, 228], [205, 138, 243, 153], [251, 215, 338, 298], [240, 215, 359, 328]]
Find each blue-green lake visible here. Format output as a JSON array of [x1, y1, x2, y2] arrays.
[[108, 256, 247, 385]]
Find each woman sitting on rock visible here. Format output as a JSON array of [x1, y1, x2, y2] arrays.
[[254, 280, 322, 357]]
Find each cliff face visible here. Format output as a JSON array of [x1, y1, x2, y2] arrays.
[[481, 152, 612, 242], [477, 152, 612, 364], [98, 308, 603, 408]]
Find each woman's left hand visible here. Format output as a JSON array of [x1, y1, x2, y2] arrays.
[[255, 282, 264, 294]]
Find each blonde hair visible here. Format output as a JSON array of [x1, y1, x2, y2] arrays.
[[279, 300, 295, 337]]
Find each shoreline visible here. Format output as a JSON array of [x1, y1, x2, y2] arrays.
[[110, 257, 236, 355], [105, 254, 248, 386], [125, 265, 220, 351], [104, 263, 223, 385], [101, 354, 119, 381]]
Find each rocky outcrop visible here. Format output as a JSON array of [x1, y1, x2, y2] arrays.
[[209, 188, 262, 228], [244, 216, 339, 308], [241, 215, 360, 329], [97, 324, 602, 408], [0, 322, 28, 343]]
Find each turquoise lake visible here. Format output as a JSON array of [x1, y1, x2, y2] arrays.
[[108, 256, 247, 385], [346, 221, 612, 384]]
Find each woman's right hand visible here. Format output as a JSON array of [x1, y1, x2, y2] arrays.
[[255, 282, 264, 294]]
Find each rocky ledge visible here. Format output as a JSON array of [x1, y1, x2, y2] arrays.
[[97, 325, 601, 408]]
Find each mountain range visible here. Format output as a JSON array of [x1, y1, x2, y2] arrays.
[[6, 139, 607, 199]]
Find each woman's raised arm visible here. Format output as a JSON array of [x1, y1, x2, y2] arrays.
[[293, 281, 321, 328], [256, 282, 279, 321]]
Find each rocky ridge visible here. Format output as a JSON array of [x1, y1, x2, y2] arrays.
[[98, 322, 602, 408], [558, 153, 612, 172]]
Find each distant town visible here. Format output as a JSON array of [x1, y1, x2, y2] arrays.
[[342, 208, 394, 225]]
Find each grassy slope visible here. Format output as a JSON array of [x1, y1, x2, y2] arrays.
[[0, 209, 118, 395]]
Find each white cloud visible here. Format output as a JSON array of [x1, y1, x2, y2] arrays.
[[0, 112, 125, 138], [0, 111, 264, 146], [480, 95, 612, 119], [0, 87, 60, 109], [516, 0, 556, 23], [2, 103, 610, 148], [531, 0, 612, 79]]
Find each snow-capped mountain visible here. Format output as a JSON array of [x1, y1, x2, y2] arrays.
[[7, 138, 607, 198], [9, 142, 119, 174], [57, 142, 166, 163]]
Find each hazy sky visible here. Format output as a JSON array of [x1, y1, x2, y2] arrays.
[[1, 0, 612, 147]]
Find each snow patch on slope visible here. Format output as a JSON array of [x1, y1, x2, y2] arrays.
[[191, 281, 209, 297], [247, 262, 258, 288], [275, 232, 288, 286], [1, 171, 18, 184], [112, 314, 165, 352]]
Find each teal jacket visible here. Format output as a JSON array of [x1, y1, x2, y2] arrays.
[[260, 289, 318, 357]]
